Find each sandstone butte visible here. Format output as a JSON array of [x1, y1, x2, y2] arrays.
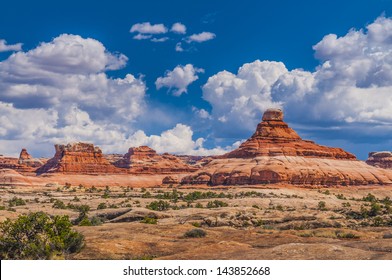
[[36, 143, 197, 175], [181, 108, 392, 186], [113, 146, 198, 174], [36, 143, 123, 175], [366, 151, 392, 169], [0, 148, 42, 174]]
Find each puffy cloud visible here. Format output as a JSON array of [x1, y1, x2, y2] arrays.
[[171, 22, 187, 34], [187, 32, 216, 43], [156, 64, 204, 96], [175, 42, 184, 52], [133, 34, 152, 40], [203, 61, 286, 135], [0, 34, 147, 156], [202, 16, 392, 139], [0, 39, 22, 52], [150, 37, 169, 43], [130, 22, 168, 34], [127, 123, 237, 156]]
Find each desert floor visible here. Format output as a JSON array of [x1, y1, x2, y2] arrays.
[[1, 178, 392, 259]]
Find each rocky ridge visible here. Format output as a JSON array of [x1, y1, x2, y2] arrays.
[[114, 146, 198, 174], [181, 109, 392, 186], [366, 151, 392, 169], [36, 143, 123, 174]]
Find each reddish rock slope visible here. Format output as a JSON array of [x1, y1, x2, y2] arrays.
[[182, 109, 392, 186], [114, 146, 198, 174]]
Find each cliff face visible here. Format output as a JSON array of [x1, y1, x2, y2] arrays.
[[366, 151, 392, 169], [181, 109, 392, 186], [114, 146, 198, 174], [36, 142, 123, 174]]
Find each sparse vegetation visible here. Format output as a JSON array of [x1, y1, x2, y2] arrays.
[[141, 216, 157, 224], [318, 201, 327, 211], [206, 200, 228, 208], [146, 200, 171, 211], [0, 212, 84, 259], [184, 228, 207, 238], [8, 197, 26, 207]]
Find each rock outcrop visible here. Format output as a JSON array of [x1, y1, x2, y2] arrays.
[[36, 142, 123, 174], [226, 108, 355, 159], [18, 148, 43, 168], [162, 175, 179, 184], [366, 151, 392, 169], [182, 109, 392, 186], [114, 146, 198, 174]]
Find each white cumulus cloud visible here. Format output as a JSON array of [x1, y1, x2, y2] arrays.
[[0, 39, 22, 52], [202, 16, 392, 139], [130, 22, 168, 34], [187, 32, 216, 43], [126, 123, 236, 156], [0, 34, 147, 156], [171, 22, 187, 34], [156, 64, 204, 96]]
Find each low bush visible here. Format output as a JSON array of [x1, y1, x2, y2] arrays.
[[0, 212, 84, 259], [184, 228, 207, 238], [8, 197, 26, 207]]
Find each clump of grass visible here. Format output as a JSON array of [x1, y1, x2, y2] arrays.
[[318, 201, 327, 211], [335, 230, 359, 239], [97, 202, 107, 210], [140, 216, 157, 224], [52, 200, 66, 209], [184, 228, 207, 238]]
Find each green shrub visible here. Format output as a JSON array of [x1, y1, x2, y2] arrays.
[[146, 200, 171, 211], [363, 193, 377, 203], [140, 216, 157, 224], [369, 202, 382, 217], [184, 228, 207, 238], [141, 191, 152, 198], [52, 200, 66, 209], [97, 203, 107, 210], [318, 201, 327, 211], [0, 206, 6, 211], [206, 200, 228, 208], [191, 222, 201, 227], [0, 212, 84, 259], [8, 197, 26, 207]]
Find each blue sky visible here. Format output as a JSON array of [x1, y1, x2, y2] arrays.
[[1, 0, 392, 159]]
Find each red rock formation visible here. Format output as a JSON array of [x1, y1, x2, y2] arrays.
[[0, 169, 32, 186], [366, 151, 392, 169], [36, 142, 123, 174], [182, 109, 392, 186], [19, 148, 32, 160], [18, 148, 43, 168], [114, 146, 198, 174], [162, 175, 179, 184], [225, 108, 355, 159]]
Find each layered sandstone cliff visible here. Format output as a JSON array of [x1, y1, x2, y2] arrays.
[[114, 146, 198, 174], [181, 109, 392, 186], [36, 142, 123, 174], [366, 151, 392, 169]]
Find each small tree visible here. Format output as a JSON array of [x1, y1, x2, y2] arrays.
[[0, 212, 84, 259]]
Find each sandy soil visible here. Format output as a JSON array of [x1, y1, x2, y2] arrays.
[[1, 178, 392, 259]]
